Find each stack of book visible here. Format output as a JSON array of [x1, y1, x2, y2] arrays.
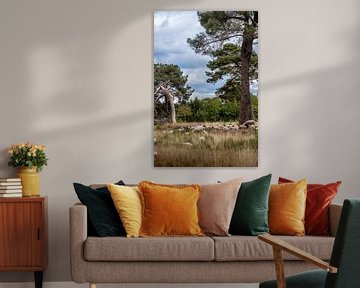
[[0, 178, 22, 197]]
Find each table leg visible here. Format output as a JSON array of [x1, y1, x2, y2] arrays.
[[34, 271, 43, 288]]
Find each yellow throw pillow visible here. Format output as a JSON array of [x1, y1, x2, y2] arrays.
[[269, 179, 307, 236], [107, 183, 142, 238], [138, 181, 204, 237]]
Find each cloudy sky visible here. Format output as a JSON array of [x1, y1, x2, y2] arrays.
[[154, 11, 258, 99]]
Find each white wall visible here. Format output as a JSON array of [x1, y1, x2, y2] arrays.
[[0, 0, 359, 282]]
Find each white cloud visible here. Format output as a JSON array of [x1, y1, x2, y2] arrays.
[[251, 80, 258, 96], [154, 11, 259, 99], [154, 11, 203, 59], [192, 91, 214, 99], [182, 67, 207, 83], [154, 11, 218, 97]]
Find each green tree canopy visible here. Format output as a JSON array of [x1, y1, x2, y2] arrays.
[[154, 63, 193, 123], [187, 11, 258, 124], [206, 43, 258, 102], [176, 97, 240, 123]]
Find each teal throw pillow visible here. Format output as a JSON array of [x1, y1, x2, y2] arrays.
[[229, 174, 272, 236]]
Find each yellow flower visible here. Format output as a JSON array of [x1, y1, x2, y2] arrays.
[[27, 152, 32, 157], [8, 149, 13, 155], [37, 145, 46, 151]]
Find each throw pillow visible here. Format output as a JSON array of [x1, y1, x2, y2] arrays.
[[107, 184, 142, 238], [269, 179, 307, 236], [229, 174, 272, 236], [279, 177, 341, 236], [138, 181, 203, 237], [73, 181, 126, 237], [198, 178, 242, 236]]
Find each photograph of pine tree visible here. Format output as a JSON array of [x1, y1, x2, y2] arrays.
[[154, 11, 258, 167]]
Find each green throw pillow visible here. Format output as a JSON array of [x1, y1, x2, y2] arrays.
[[229, 174, 272, 236]]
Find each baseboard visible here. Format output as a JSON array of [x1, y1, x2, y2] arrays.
[[0, 282, 259, 288]]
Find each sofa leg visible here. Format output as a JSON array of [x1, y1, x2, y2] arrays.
[[89, 283, 96, 288]]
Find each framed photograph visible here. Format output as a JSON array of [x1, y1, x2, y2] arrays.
[[154, 11, 258, 167]]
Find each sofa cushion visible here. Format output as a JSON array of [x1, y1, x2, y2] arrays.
[[198, 178, 242, 236], [84, 236, 214, 261], [269, 179, 307, 236], [279, 177, 341, 236], [73, 181, 126, 237], [229, 174, 271, 236], [107, 184, 142, 238], [139, 181, 203, 237], [212, 236, 334, 261]]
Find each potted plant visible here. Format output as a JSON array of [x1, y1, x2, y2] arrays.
[[8, 143, 48, 197]]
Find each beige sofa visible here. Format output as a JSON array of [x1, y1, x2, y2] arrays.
[[70, 203, 342, 287]]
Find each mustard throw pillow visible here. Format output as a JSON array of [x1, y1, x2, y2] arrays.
[[107, 183, 142, 237], [269, 179, 307, 236], [138, 181, 203, 237]]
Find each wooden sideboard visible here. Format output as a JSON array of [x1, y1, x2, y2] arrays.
[[0, 197, 47, 288]]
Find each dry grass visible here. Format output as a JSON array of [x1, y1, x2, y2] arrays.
[[154, 125, 258, 167]]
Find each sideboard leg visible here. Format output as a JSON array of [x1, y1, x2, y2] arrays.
[[34, 271, 43, 288], [90, 283, 97, 288]]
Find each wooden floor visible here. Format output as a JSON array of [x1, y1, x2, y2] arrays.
[[0, 283, 259, 288]]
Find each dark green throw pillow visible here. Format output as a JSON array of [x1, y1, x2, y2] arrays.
[[229, 174, 272, 236], [73, 181, 126, 237]]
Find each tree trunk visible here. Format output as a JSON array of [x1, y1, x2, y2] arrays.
[[239, 27, 254, 124], [164, 90, 176, 124]]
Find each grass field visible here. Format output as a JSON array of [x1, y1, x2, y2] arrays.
[[154, 123, 258, 167]]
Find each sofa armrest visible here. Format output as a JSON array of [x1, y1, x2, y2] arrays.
[[329, 203, 342, 237], [69, 203, 88, 283]]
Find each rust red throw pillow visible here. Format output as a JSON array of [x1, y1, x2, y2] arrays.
[[278, 177, 341, 236]]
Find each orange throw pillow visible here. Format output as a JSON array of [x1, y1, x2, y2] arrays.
[[269, 179, 307, 236], [138, 181, 204, 237], [279, 177, 341, 235]]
